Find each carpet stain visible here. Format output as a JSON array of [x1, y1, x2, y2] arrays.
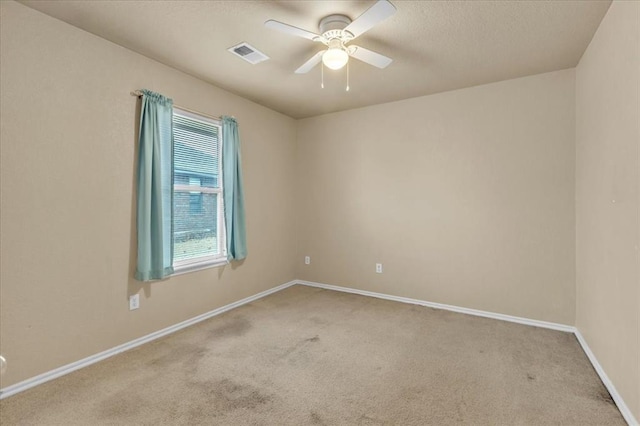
[[194, 378, 272, 412], [309, 316, 328, 325], [358, 413, 385, 425], [400, 386, 426, 400], [280, 334, 322, 360], [208, 316, 251, 338], [310, 411, 325, 424], [180, 346, 209, 376], [527, 373, 536, 381], [179, 378, 274, 424], [596, 389, 615, 405], [455, 393, 468, 422]]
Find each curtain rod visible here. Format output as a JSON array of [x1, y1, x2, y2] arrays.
[[130, 90, 224, 122]]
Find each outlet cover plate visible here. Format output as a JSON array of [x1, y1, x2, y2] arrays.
[[129, 294, 140, 310]]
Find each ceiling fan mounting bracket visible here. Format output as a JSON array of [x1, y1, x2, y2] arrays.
[[319, 14, 351, 33]]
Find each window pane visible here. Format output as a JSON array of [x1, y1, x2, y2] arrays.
[[174, 192, 219, 261], [189, 193, 203, 213]]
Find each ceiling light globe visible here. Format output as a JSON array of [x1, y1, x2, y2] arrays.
[[322, 48, 349, 70]]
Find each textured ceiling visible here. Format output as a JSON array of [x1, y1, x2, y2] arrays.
[[19, 0, 611, 119]]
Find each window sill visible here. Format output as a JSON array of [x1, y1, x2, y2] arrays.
[[172, 257, 228, 276]]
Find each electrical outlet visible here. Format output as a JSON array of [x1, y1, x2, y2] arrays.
[[129, 294, 140, 310], [305, 256, 311, 265], [376, 263, 383, 273], [0, 355, 7, 375]]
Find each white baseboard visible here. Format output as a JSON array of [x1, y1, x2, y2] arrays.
[[296, 279, 637, 426], [296, 280, 576, 332], [0, 280, 297, 400], [574, 330, 638, 426]]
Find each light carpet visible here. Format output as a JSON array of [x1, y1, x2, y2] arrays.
[[0, 285, 625, 425]]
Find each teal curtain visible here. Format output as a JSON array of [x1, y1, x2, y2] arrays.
[[135, 90, 174, 281], [222, 116, 247, 261]]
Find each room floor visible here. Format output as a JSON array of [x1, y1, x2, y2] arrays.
[[0, 285, 625, 425]]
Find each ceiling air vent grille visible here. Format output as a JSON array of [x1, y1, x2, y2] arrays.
[[227, 42, 269, 65]]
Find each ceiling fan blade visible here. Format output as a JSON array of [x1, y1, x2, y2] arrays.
[[343, 0, 396, 39], [295, 51, 325, 74], [349, 46, 393, 69], [265, 20, 320, 41]]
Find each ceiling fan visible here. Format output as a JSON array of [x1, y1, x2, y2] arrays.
[[265, 0, 397, 74]]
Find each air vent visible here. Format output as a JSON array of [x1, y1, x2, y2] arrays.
[[227, 42, 269, 65]]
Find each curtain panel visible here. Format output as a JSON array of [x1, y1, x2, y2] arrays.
[[135, 89, 174, 281], [222, 116, 248, 261]]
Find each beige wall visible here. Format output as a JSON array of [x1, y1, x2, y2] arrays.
[[0, 1, 297, 387], [575, 0, 640, 421], [2, 1, 637, 420], [296, 69, 576, 325]]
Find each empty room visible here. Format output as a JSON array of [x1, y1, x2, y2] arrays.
[[0, 0, 638, 424]]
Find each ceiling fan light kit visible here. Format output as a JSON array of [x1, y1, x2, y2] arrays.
[[322, 39, 349, 70], [265, 0, 396, 86]]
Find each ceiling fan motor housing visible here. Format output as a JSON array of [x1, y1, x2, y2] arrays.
[[319, 14, 354, 41]]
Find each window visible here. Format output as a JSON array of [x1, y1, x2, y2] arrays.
[[172, 108, 225, 272]]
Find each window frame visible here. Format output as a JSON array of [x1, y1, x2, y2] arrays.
[[172, 107, 227, 274]]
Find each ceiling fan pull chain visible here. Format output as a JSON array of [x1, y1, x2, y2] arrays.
[[346, 61, 350, 92], [321, 61, 325, 89]]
